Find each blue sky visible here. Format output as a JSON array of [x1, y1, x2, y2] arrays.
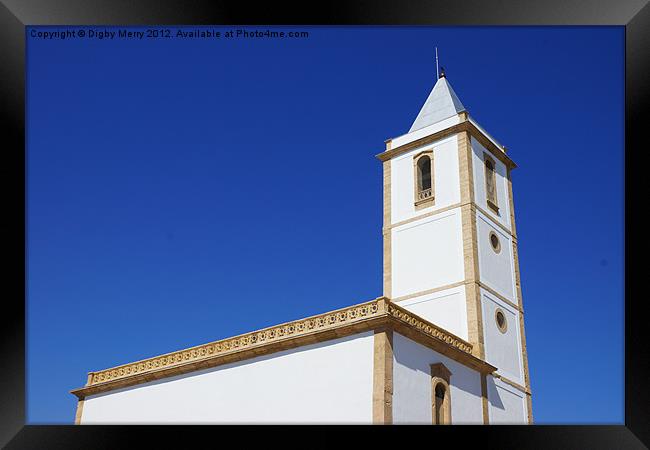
[[26, 26, 624, 424]]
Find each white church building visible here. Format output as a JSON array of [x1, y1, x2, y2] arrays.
[[71, 70, 532, 425]]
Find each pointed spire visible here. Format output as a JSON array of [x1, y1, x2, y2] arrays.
[[409, 73, 466, 133]]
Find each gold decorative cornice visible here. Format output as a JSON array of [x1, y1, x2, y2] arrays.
[[387, 303, 471, 353], [376, 120, 517, 170], [71, 298, 495, 399]]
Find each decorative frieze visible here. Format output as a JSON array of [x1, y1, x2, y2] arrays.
[[84, 299, 385, 388], [387, 303, 473, 354], [72, 298, 491, 400]]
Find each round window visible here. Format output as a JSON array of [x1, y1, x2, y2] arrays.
[[489, 231, 501, 253], [495, 309, 508, 333]]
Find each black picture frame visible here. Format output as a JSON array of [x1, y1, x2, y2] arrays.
[[1, 1, 646, 448]]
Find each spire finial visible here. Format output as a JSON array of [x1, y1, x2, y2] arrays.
[[435, 47, 439, 79], [439, 66, 446, 78]]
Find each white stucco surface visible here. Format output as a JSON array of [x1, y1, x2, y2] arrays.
[[476, 212, 516, 302], [481, 290, 524, 385], [391, 209, 464, 298], [487, 376, 528, 424], [392, 332, 483, 424], [80, 332, 374, 424], [397, 285, 468, 341], [390, 134, 460, 224]]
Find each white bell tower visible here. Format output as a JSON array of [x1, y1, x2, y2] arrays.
[[378, 70, 532, 422]]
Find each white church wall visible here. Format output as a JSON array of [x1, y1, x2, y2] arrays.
[[395, 285, 468, 341], [476, 212, 517, 302], [487, 376, 528, 424], [80, 332, 374, 424], [481, 289, 524, 385], [390, 134, 461, 224], [391, 208, 464, 299], [392, 332, 484, 424], [390, 115, 460, 149], [471, 137, 511, 230]]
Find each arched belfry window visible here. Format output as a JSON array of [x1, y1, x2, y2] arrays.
[[484, 153, 499, 214], [434, 383, 446, 424], [417, 156, 432, 191], [430, 363, 452, 425], [413, 150, 434, 210]]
